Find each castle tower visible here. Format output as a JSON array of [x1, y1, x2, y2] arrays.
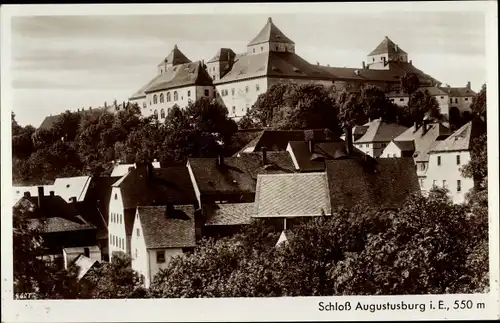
[[206, 48, 237, 81], [366, 36, 408, 70], [247, 17, 295, 55], [157, 44, 192, 74]]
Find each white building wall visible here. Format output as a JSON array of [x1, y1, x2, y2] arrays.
[[423, 151, 473, 204], [380, 141, 403, 158], [354, 142, 388, 158], [449, 96, 474, 113], [147, 248, 184, 288], [108, 187, 128, 261], [216, 77, 268, 120], [130, 214, 150, 287]]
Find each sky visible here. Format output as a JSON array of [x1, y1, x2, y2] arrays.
[[9, 10, 487, 127]]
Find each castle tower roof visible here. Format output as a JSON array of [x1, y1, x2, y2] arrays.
[[158, 44, 192, 66], [368, 36, 407, 56], [247, 17, 295, 46]]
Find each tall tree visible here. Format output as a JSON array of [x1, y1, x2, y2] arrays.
[[409, 89, 441, 124], [400, 72, 421, 123]]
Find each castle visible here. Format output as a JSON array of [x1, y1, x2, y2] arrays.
[[129, 17, 475, 122]]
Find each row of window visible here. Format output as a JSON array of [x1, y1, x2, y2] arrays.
[[110, 212, 122, 224], [110, 234, 125, 249], [450, 97, 469, 104], [231, 105, 250, 115], [151, 89, 211, 105], [432, 179, 462, 192], [355, 143, 387, 149], [437, 155, 461, 166], [251, 44, 294, 53], [221, 84, 260, 97]]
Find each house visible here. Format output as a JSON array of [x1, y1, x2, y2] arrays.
[[52, 176, 93, 203], [325, 158, 421, 211], [110, 161, 161, 177], [424, 118, 486, 203], [381, 121, 451, 189], [63, 246, 101, 270], [354, 119, 408, 157], [440, 82, 477, 115], [108, 163, 197, 261], [187, 150, 295, 207], [131, 205, 197, 288], [201, 202, 254, 238], [72, 254, 100, 281], [12, 184, 54, 207], [387, 86, 451, 117]]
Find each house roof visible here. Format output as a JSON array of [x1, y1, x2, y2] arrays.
[[355, 119, 408, 143], [215, 51, 333, 85], [207, 48, 237, 63], [72, 254, 99, 280], [325, 158, 420, 211], [202, 203, 254, 226], [420, 86, 448, 97], [53, 176, 93, 203], [368, 36, 407, 56], [110, 162, 161, 177], [287, 140, 368, 172], [113, 165, 197, 210], [394, 122, 451, 162], [12, 185, 55, 207], [439, 86, 476, 98], [81, 176, 121, 232], [188, 151, 295, 198], [392, 140, 415, 152], [64, 246, 100, 254], [137, 205, 196, 249], [276, 230, 294, 247], [158, 44, 191, 67], [430, 118, 486, 153], [38, 115, 61, 130], [253, 172, 331, 218], [237, 128, 335, 154], [353, 125, 369, 136], [248, 17, 295, 46]]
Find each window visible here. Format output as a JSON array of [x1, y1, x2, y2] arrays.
[[204, 89, 209, 97], [156, 250, 165, 263], [167, 92, 171, 102], [393, 154, 396, 157], [174, 91, 178, 101], [390, 99, 395, 102], [465, 98, 468, 101], [437, 156, 441, 166], [365, 144, 369, 148], [256, 84, 260, 92], [457, 180, 462, 192], [399, 98, 404, 102], [137, 228, 140, 237], [213, 75, 216, 80], [119, 214, 122, 224], [433, 180, 437, 187], [246, 104, 249, 113], [160, 109, 165, 119], [135, 249, 138, 258], [253, 48, 255, 53], [456, 155, 461, 165], [143, 102, 146, 109], [449, 98, 452, 104], [159, 93, 164, 103], [442, 180, 447, 188], [420, 163, 425, 171], [231, 88, 235, 96], [187, 90, 191, 97], [261, 46, 263, 52], [114, 193, 118, 200], [420, 179, 424, 187], [372, 58, 375, 62], [111, 234, 114, 246], [154, 110, 158, 118], [232, 106, 236, 114], [440, 96, 444, 99], [245, 86, 249, 93], [455, 98, 458, 104], [153, 95, 158, 104]]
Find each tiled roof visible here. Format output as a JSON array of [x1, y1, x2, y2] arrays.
[[325, 158, 420, 211], [355, 119, 408, 143], [248, 17, 295, 46], [158, 44, 192, 67], [12, 185, 55, 207], [38, 115, 61, 130], [253, 172, 331, 218], [430, 118, 486, 153], [393, 140, 415, 152], [53, 176, 92, 203], [368, 36, 407, 56], [188, 151, 295, 199], [145, 61, 213, 93], [110, 162, 161, 177], [73, 254, 99, 280], [420, 86, 448, 97], [238, 128, 335, 154], [207, 48, 237, 63], [215, 51, 333, 84], [137, 205, 196, 249], [287, 140, 368, 172], [353, 125, 369, 136], [113, 165, 197, 210], [202, 203, 254, 226], [395, 122, 451, 162], [439, 86, 476, 97]]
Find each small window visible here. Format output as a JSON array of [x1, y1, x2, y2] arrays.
[[437, 156, 441, 166], [420, 163, 425, 171], [457, 180, 462, 192], [111, 234, 114, 246], [440, 96, 444, 99], [231, 88, 235, 96], [245, 86, 249, 93], [187, 90, 191, 97], [433, 180, 437, 187], [455, 98, 458, 104], [159, 93, 164, 103], [143, 102, 146, 109], [393, 154, 396, 157], [232, 106, 236, 114], [204, 89, 209, 97], [119, 214, 122, 225], [420, 179, 424, 187], [372, 58, 375, 62], [399, 98, 404, 102], [160, 109, 165, 119], [261, 46, 263, 52], [456, 155, 460, 165], [135, 248, 138, 258], [156, 250, 165, 263], [256, 84, 260, 92], [450, 98, 452, 104], [174, 91, 178, 101], [114, 193, 118, 200], [442, 180, 447, 188], [137, 228, 140, 237], [154, 109, 158, 118], [465, 98, 468, 101]]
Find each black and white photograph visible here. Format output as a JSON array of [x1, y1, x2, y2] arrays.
[[1, 2, 498, 322]]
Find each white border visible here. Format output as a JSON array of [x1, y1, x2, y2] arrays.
[[1, 2, 499, 322]]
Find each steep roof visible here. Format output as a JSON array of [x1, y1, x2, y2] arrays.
[[215, 51, 333, 85], [368, 36, 407, 56], [326, 158, 420, 211], [137, 205, 196, 249], [430, 118, 486, 153], [72, 254, 99, 280], [355, 119, 408, 143], [38, 115, 61, 130], [439, 86, 476, 98], [110, 161, 160, 177], [253, 172, 331, 218], [287, 140, 368, 172], [207, 48, 237, 63], [53, 176, 93, 203], [395, 122, 451, 162], [248, 17, 295, 46], [202, 203, 254, 226], [12, 185, 55, 207], [158, 44, 191, 67]]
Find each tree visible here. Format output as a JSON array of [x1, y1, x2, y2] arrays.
[[400, 72, 421, 123], [359, 85, 398, 122], [408, 89, 441, 125], [336, 90, 364, 128], [470, 84, 486, 122]]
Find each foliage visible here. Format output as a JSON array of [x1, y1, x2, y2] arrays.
[[470, 84, 486, 122], [400, 72, 421, 98]]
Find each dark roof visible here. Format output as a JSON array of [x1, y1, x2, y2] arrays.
[[215, 51, 333, 85], [248, 17, 295, 46], [395, 122, 451, 162], [158, 44, 191, 67], [113, 165, 197, 209], [83, 176, 121, 228], [392, 140, 415, 152], [368, 36, 407, 56], [38, 115, 61, 130], [438, 86, 476, 97], [287, 140, 368, 172], [137, 205, 196, 249], [355, 119, 408, 143], [145, 61, 213, 93], [325, 158, 420, 211], [238, 128, 335, 154], [208, 48, 237, 63], [38, 107, 115, 130], [188, 151, 295, 198], [202, 203, 254, 226], [430, 118, 486, 153], [253, 173, 331, 218]]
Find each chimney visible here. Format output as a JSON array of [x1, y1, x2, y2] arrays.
[[83, 247, 90, 258], [23, 191, 31, 198], [466, 81, 471, 89], [308, 140, 314, 153], [345, 127, 353, 156], [261, 146, 268, 166], [395, 44, 398, 52], [49, 191, 55, 197], [217, 153, 224, 166], [409, 60, 412, 65], [362, 61, 366, 69], [413, 121, 418, 132], [37, 186, 44, 208], [70, 196, 77, 203]]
